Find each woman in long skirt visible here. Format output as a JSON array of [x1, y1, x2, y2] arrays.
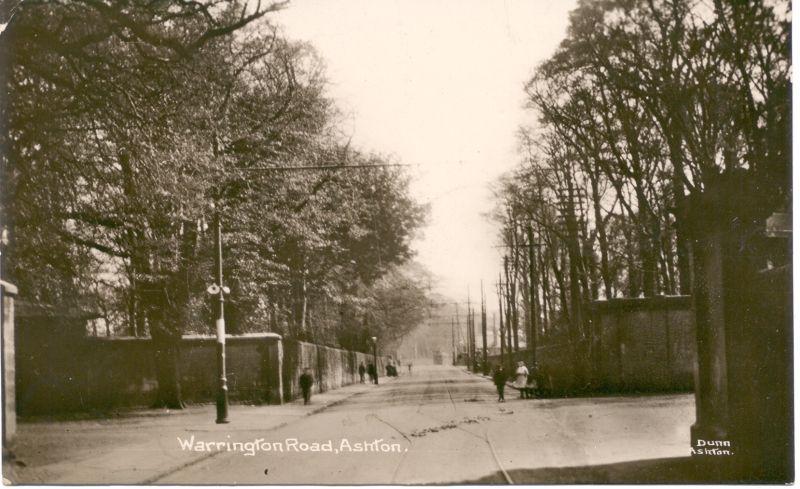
[[514, 361, 529, 397]]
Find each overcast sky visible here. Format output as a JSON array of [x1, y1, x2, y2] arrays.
[[274, 0, 577, 305]]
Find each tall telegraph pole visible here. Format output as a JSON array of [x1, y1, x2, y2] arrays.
[[451, 317, 456, 366], [481, 281, 487, 374]]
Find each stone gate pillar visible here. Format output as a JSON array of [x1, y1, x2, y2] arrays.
[[688, 217, 730, 444], [1, 280, 17, 449], [684, 173, 792, 482]]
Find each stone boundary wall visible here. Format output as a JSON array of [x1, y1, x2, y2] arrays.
[[589, 295, 695, 392], [282, 340, 387, 402], [178, 334, 283, 405], [15, 328, 382, 415], [487, 295, 695, 394], [16, 333, 282, 415]]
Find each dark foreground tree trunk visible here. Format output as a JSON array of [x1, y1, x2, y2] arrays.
[[151, 325, 185, 409]]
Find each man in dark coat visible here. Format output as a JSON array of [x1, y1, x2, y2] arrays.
[[492, 365, 507, 402], [299, 368, 314, 405], [358, 362, 366, 383]]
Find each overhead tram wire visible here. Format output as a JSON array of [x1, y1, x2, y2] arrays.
[[235, 163, 410, 172]]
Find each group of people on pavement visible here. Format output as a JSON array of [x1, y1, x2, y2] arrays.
[[358, 361, 379, 384], [385, 361, 399, 377], [492, 361, 539, 402], [300, 359, 388, 406]]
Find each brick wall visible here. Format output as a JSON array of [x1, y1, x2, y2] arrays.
[[487, 296, 695, 394], [487, 342, 590, 395], [590, 296, 695, 392]]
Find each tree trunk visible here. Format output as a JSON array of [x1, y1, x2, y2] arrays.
[[590, 169, 614, 299], [620, 206, 641, 297], [497, 279, 506, 367], [151, 319, 185, 409], [639, 225, 657, 297]]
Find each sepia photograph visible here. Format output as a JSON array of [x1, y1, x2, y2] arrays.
[[0, 0, 793, 484]]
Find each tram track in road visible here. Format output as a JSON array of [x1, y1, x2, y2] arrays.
[[414, 375, 437, 414], [444, 379, 458, 410], [131, 366, 692, 485], [154, 366, 513, 484], [363, 370, 448, 484], [485, 428, 514, 484], [391, 370, 442, 483], [372, 368, 516, 485], [437, 371, 514, 484], [444, 378, 514, 484], [379, 373, 441, 484], [382, 368, 511, 484], [357, 411, 415, 485]]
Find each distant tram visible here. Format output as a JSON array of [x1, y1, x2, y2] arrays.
[[432, 350, 443, 365]]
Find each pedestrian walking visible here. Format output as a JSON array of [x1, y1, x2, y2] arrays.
[[358, 361, 366, 383], [299, 368, 314, 405], [514, 361, 529, 398], [367, 362, 377, 384], [492, 365, 506, 402]]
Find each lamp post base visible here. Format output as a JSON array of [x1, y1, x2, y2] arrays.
[[216, 389, 229, 424], [216, 341, 229, 423]]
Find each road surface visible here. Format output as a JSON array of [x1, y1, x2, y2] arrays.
[[156, 365, 694, 484]]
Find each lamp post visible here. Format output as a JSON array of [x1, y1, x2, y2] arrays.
[[371, 336, 378, 385], [201, 162, 405, 423], [207, 210, 230, 424]]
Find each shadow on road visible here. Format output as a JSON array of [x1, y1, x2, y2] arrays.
[[461, 457, 753, 484]]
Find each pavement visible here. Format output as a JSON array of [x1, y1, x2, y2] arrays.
[[4, 380, 377, 484], [4, 364, 698, 484]]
